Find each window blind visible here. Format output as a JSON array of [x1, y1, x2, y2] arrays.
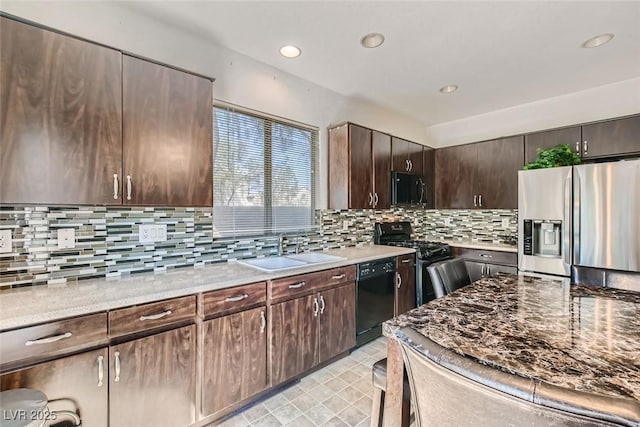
[[213, 105, 318, 237]]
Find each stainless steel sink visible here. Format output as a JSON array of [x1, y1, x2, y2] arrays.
[[236, 252, 345, 272], [284, 253, 345, 264]]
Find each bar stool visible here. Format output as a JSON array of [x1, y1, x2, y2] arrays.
[[370, 358, 411, 427], [427, 258, 471, 298]]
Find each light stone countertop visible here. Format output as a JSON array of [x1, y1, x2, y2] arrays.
[[438, 239, 518, 253], [0, 245, 414, 331]]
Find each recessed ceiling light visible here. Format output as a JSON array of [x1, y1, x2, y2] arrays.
[[279, 45, 301, 58], [439, 85, 458, 94], [581, 33, 614, 48], [360, 33, 385, 49]]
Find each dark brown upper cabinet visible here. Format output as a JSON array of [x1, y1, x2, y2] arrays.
[[524, 126, 581, 165], [436, 136, 523, 209], [123, 56, 213, 207], [525, 115, 640, 163], [0, 17, 123, 205], [392, 137, 424, 176], [422, 146, 436, 209], [328, 123, 391, 209]]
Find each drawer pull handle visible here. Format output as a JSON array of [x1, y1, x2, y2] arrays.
[[319, 295, 326, 314], [479, 254, 493, 258], [114, 350, 121, 382], [97, 355, 104, 387], [331, 274, 346, 280], [139, 310, 172, 321], [289, 281, 306, 289], [260, 310, 266, 333], [25, 332, 72, 346], [225, 294, 249, 302], [401, 259, 411, 264]]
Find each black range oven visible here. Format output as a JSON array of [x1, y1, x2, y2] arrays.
[[374, 221, 452, 306]]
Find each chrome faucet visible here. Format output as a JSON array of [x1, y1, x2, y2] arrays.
[[277, 235, 285, 256]]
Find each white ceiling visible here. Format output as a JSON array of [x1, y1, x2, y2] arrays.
[[121, 1, 640, 127]]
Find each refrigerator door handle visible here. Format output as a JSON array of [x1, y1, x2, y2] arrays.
[[571, 170, 579, 267]]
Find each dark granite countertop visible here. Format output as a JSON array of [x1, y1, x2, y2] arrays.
[[384, 273, 640, 403]]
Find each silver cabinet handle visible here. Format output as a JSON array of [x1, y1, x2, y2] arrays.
[[113, 174, 119, 199], [479, 194, 483, 207], [97, 355, 104, 387], [259, 310, 266, 333], [331, 274, 346, 280], [126, 175, 132, 200], [368, 192, 373, 206], [313, 298, 319, 317], [114, 350, 121, 382], [225, 294, 249, 302], [405, 159, 409, 171], [487, 266, 491, 276], [373, 192, 379, 207], [401, 259, 411, 264], [409, 160, 413, 171], [479, 253, 492, 258], [481, 264, 486, 276], [575, 141, 580, 153], [289, 281, 306, 289], [139, 310, 172, 321], [396, 272, 402, 288], [473, 195, 478, 207], [583, 140, 588, 155], [319, 295, 326, 314], [25, 332, 72, 346]]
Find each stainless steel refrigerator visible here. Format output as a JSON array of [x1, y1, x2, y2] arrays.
[[518, 159, 640, 277]]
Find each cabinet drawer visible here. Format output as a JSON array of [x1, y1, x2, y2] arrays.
[[0, 313, 107, 371], [201, 282, 267, 319], [396, 253, 415, 268], [452, 247, 517, 266], [109, 295, 195, 338], [270, 266, 356, 302]]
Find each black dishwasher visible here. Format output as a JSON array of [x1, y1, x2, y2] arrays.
[[356, 258, 396, 347]]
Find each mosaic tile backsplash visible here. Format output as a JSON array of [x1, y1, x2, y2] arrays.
[[0, 207, 516, 287]]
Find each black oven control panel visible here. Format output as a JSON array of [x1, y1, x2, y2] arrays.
[[357, 258, 396, 281]]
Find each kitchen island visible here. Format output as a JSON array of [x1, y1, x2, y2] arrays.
[[382, 273, 640, 427]]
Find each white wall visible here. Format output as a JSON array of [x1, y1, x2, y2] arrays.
[[426, 77, 640, 147], [0, 1, 428, 209]]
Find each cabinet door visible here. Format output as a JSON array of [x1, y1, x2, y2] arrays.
[[349, 124, 373, 209], [422, 147, 435, 208], [408, 142, 424, 176], [123, 55, 212, 207], [202, 307, 267, 416], [395, 259, 416, 316], [581, 115, 640, 159], [0, 17, 122, 205], [110, 325, 196, 427], [524, 126, 581, 165], [319, 283, 356, 363], [372, 131, 392, 209], [475, 136, 523, 209], [270, 294, 319, 385], [435, 144, 477, 208], [391, 137, 410, 172], [1, 348, 108, 427]]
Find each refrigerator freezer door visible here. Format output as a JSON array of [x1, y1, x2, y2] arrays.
[[574, 160, 640, 272], [518, 166, 572, 276]]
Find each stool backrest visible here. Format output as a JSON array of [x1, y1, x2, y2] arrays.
[[427, 258, 471, 299]]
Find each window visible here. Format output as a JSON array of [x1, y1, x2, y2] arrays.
[[213, 104, 318, 236]]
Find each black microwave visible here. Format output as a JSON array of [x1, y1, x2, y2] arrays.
[[391, 172, 426, 206]]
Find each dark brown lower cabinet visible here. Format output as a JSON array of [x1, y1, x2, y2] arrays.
[[271, 282, 356, 386], [395, 255, 416, 316], [202, 307, 268, 416], [109, 325, 196, 427], [318, 283, 356, 363], [0, 348, 108, 427], [270, 294, 319, 385]]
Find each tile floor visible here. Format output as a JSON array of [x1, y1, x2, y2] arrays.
[[211, 337, 388, 427]]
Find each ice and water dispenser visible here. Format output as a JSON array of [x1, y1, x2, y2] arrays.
[[522, 219, 562, 258]]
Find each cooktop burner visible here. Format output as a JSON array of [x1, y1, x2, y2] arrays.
[[374, 222, 452, 262]]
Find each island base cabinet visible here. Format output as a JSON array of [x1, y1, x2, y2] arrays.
[[202, 307, 268, 417], [109, 325, 196, 427], [0, 348, 108, 427], [319, 283, 356, 363], [270, 294, 319, 385]]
